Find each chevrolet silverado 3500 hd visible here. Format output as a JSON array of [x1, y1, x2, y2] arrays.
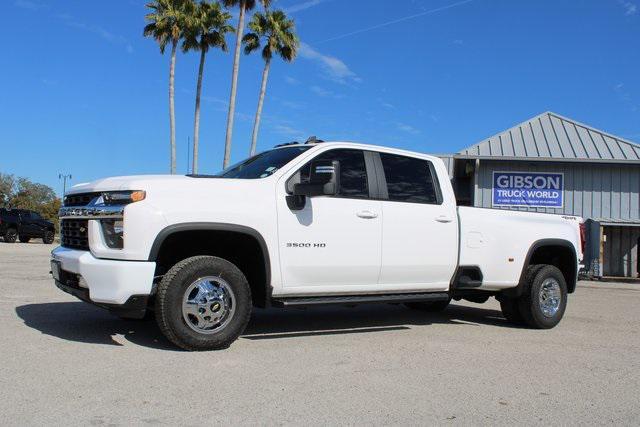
[[51, 141, 583, 350]]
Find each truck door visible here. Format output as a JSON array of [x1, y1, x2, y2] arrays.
[[376, 152, 458, 291], [276, 148, 382, 291]]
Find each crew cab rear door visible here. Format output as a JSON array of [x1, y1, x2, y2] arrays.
[[375, 152, 458, 291], [276, 148, 382, 291]]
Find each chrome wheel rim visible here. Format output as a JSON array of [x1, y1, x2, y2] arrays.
[[182, 276, 235, 334], [539, 278, 561, 318]]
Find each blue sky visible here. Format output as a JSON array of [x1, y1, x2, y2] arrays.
[[2, 0, 639, 194]]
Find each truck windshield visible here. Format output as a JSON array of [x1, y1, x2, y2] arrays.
[[215, 146, 311, 179]]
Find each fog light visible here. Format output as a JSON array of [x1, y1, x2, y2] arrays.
[[101, 220, 124, 249]]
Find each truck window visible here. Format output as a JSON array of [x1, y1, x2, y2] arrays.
[[379, 153, 439, 204], [216, 146, 311, 179], [299, 149, 369, 199]]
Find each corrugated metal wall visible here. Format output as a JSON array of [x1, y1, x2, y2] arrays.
[[474, 160, 640, 220], [603, 226, 640, 277]]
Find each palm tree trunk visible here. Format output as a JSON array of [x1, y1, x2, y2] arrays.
[[169, 39, 177, 174], [249, 58, 271, 156], [223, 2, 246, 168], [192, 49, 206, 174]]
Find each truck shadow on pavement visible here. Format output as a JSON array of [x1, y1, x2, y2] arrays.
[[16, 301, 517, 350]]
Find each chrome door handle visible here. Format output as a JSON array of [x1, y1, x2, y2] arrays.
[[435, 215, 453, 223], [357, 210, 378, 219]]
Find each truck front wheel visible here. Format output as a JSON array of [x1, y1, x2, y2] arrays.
[[155, 256, 252, 351], [517, 264, 568, 329]]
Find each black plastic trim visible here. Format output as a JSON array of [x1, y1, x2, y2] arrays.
[[55, 279, 149, 319], [147, 222, 272, 304], [450, 265, 483, 290], [272, 291, 450, 307], [504, 238, 578, 298]]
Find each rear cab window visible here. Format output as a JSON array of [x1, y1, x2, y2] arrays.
[[378, 152, 441, 204]]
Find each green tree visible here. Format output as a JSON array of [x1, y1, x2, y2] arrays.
[[243, 9, 298, 156], [183, 1, 234, 174], [221, 0, 270, 168], [4, 177, 61, 230], [0, 173, 16, 207], [144, 0, 191, 174]]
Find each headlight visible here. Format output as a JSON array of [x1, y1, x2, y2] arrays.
[[101, 219, 124, 249], [102, 190, 146, 205]]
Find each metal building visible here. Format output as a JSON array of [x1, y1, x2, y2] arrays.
[[442, 111, 640, 279]]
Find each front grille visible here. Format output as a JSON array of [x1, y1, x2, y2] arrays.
[[64, 192, 100, 207], [61, 219, 89, 250]]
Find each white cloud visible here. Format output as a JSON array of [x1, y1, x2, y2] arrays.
[[453, 39, 464, 45], [310, 85, 345, 99], [380, 100, 396, 109], [284, 76, 300, 85], [273, 124, 306, 140], [281, 100, 304, 109], [59, 14, 133, 53], [618, 0, 637, 15], [298, 42, 361, 84], [285, 0, 327, 14], [14, 0, 46, 10], [396, 122, 420, 135]]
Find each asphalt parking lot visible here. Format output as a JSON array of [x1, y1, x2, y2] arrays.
[[1, 243, 639, 425]]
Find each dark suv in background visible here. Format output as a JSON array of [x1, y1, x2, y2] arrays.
[[0, 208, 55, 243]]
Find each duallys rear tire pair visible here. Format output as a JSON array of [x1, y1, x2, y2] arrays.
[[500, 264, 568, 329]]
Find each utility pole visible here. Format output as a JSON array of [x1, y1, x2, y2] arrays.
[[58, 173, 72, 196]]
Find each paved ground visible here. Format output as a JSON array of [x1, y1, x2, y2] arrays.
[[1, 243, 639, 426]]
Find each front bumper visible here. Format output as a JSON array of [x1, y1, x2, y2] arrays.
[[51, 246, 156, 306]]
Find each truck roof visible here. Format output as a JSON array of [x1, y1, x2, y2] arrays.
[[274, 140, 441, 163]]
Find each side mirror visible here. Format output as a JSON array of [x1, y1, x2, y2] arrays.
[[293, 160, 340, 197], [287, 160, 340, 211]]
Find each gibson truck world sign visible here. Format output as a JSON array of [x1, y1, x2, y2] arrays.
[[492, 171, 564, 208]]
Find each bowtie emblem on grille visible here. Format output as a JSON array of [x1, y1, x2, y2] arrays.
[[79, 227, 86, 233]]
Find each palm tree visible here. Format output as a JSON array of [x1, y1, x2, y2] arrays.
[[183, 1, 234, 174], [221, 0, 270, 168], [144, 0, 191, 174], [243, 10, 298, 156]]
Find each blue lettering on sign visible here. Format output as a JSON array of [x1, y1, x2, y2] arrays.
[[492, 172, 563, 208]]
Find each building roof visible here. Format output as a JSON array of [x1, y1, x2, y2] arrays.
[[457, 112, 640, 163]]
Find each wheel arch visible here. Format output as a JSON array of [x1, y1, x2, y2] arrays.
[[505, 239, 578, 298], [148, 222, 272, 308]]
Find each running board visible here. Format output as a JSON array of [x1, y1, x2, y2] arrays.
[[271, 292, 450, 307]]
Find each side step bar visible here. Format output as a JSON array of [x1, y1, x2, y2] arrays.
[[271, 292, 450, 307]]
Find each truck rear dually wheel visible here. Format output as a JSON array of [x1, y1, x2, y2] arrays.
[[155, 256, 252, 351], [518, 264, 567, 329]]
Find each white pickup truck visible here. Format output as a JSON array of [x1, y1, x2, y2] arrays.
[[51, 141, 583, 350]]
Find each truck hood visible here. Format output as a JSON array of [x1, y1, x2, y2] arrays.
[[66, 175, 194, 194], [65, 175, 271, 205]]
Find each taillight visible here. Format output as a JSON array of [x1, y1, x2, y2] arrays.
[[579, 222, 586, 254]]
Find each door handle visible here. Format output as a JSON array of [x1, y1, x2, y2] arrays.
[[356, 210, 378, 219], [435, 215, 453, 223]]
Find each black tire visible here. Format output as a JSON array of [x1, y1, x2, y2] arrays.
[[499, 298, 523, 324], [405, 298, 451, 312], [155, 256, 251, 351], [499, 264, 544, 324], [43, 230, 55, 244], [518, 265, 568, 329], [4, 228, 17, 243], [19, 235, 31, 243]]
